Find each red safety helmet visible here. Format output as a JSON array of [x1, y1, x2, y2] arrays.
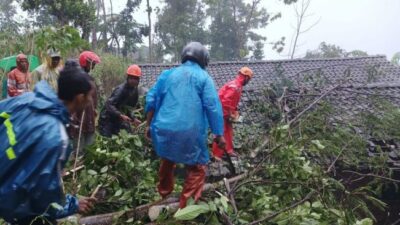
[[126, 64, 142, 77], [79, 51, 101, 67]]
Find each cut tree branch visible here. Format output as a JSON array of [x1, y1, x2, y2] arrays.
[[342, 170, 400, 183], [288, 84, 341, 126]]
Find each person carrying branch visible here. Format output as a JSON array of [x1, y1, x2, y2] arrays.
[[98, 64, 145, 137]]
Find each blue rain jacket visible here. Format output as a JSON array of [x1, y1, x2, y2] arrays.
[[0, 81, 79, 222], [145, 61, 224, 165]]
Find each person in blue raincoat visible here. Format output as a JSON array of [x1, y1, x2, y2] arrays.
[[145, 42, 226, 208], [0, 60, 96, 225]]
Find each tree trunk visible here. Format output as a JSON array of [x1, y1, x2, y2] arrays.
[[91, 0, 101, 49], [78, 173, 250, 224], [101, 0, 108, 50], [146, 0, 152, 63], [109, 0, 117, 54]]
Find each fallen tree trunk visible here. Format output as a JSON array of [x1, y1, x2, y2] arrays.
[[79, 197, 179, 225], [79, 173, 249, 224]]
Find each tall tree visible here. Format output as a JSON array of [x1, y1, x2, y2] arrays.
[[89, 0, 102, 49], [252, 41, 264, 60], [146, 0, 152, 62], [305, 42, 368, 59], [0, 0, 19, 33], [205, 0, 293, 60], [20, 0, 96, 39], [116, 0, 148, 57], [155, 0, 208, 62], [288, 0, 320, 59], [207, 0, 237, 61], [305, 42, 346, 59], [392, 52, 400, 66]]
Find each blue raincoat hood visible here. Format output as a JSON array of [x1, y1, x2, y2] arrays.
[[0, 81, 78, 222], [30, 81, 70, 124]]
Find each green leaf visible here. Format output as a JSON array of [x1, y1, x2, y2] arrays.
[[302, 161, 313, 174], [134, 136, 143, 147], [220, 196, 229, 211], [173, 204, 210, 220], [355, 218, 373, 225], [50, 202, 63, 210], [114, 189, 123, 197], [100, 166, 108, 173], [88, 169, 98, 175], [311, 140, 325, 150], [209, 201, 217, 212]]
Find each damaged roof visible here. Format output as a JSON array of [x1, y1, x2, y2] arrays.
[[139, 56, 400, 124], [139, 56, 400, 169], [139, 56, 400, 90]]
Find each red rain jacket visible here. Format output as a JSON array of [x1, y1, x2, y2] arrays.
[[212, 75, 246, 157]]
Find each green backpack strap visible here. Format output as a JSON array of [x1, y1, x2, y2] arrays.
[[0, 112, 17, 160]]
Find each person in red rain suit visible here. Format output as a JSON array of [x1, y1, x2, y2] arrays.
[[212, 66, 253, 160]]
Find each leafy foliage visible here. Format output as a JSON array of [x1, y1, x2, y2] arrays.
[[392, 52, 400, 66], [116, 0, 147, 57], [0, 0, 19, 33], [64, 130, 159, 214], [205, 0, 281, 60], [34, 26, 89, 58], [305, 42, 369, 59], [155, 0, 208, 61], [252, 41, 265, 60], [20, 0, 96, 39]]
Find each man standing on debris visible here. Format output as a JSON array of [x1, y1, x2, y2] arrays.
[[99, 64, 144, 137], [7, 54, 31, 97], [212, 67, 253, 160], [69, 51, 100, 152], [31, 48, 63, 91], [145, 42, 226, 208], [0, 60, 96, 225]]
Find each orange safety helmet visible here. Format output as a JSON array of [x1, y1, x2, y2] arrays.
[[239, 66, 253, 78], [126, 64, 142, 77], [79, 51, 101, 67]]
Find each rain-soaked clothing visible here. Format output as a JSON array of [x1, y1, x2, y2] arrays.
[[31, 57, 62, 91], [99, 82, 145, 137], [145, 60, 224, 165], [0, 81, 79, 223], [158, 159, 206, 208], [68, 76, 97, 150], [212, 75, 246, 158], [146, 60, 223, 208], [7, 55, 31, 97]]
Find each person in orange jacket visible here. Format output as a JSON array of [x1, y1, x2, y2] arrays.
[[212, 66, 253, 160], [7, 54, 31, 97]]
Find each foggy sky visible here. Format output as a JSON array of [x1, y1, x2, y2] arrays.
[[96, 0, 400, 60]]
